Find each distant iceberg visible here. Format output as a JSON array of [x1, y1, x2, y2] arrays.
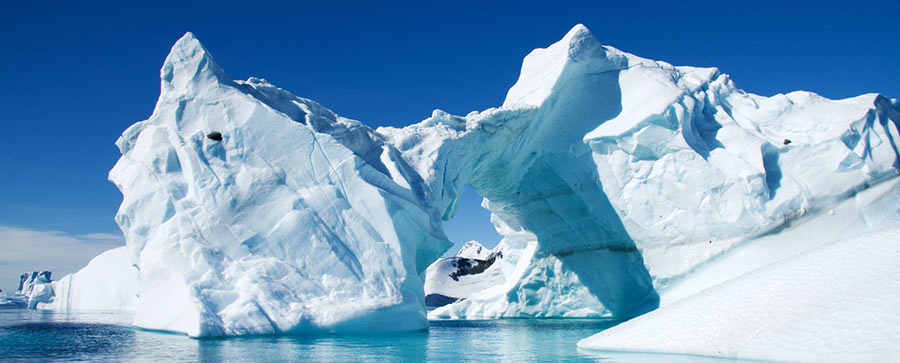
[[424, 241, 505, 308], [81, 24, 900, 336]]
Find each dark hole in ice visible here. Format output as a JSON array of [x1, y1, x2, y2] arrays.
[[207, 132, 223, 141]]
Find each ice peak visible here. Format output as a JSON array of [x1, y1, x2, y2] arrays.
[[560, 23, 600, 57], [503, 24, 624, 107], [160, 32, 231, 94]]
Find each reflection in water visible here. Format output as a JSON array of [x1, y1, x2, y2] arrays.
[[0, 310, 731, 361]]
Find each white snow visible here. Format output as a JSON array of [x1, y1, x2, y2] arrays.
[[94, 24, 899, 336], [577, 227, 900, 361]]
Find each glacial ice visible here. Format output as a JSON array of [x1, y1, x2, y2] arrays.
[[577, 226, 900, 361], [98, 24, 899, 336]]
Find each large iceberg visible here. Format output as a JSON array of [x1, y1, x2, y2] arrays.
[[109, 33, 452, 336], [422, 24, 900, 318], [578, 226, 900, 361], [101, 24, 898, 336]]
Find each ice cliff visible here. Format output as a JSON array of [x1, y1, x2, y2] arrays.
[[100, 25, 898, 336]]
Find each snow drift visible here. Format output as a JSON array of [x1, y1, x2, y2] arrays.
[[101, 25, 899, 336], [577, 226, 900, 361]]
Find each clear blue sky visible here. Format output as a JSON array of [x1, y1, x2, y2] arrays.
[[1, 1, 898, 286]]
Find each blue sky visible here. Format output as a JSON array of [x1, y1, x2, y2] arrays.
[[1, 1, 898, 290]]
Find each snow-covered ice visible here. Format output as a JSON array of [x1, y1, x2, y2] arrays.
[[577, 226, 900, 361], [95, 24, 900, 336], [424, 241, 505, 308]]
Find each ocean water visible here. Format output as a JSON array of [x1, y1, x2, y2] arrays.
[[0, 309, 723, 362]]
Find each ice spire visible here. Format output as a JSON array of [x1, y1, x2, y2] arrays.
[[503, 24, 626, 107], [160, 32, 232, 95]]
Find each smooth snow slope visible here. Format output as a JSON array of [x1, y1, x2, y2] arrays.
[[578, 227, 900, 361], [106, 24, 899, 335]]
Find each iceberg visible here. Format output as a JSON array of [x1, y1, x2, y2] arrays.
[[99, 24, 898, 336], [424, 241, 505, 308], [577, 226, 900, 361], [418, 24, 900, 319], [17, 271, 51, 295], [0, 292, 27, 309], [108, 33, 452, 336], [16, 271, 53, 309]]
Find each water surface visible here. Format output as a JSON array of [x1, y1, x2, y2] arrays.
[[0, 310, 725, 362]]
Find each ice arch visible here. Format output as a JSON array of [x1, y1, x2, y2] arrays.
[[383, 25, 657, 318], [102, 24, 900, 336]]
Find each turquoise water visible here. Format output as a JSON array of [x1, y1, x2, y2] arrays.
[[0, 310, 722, 362]]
